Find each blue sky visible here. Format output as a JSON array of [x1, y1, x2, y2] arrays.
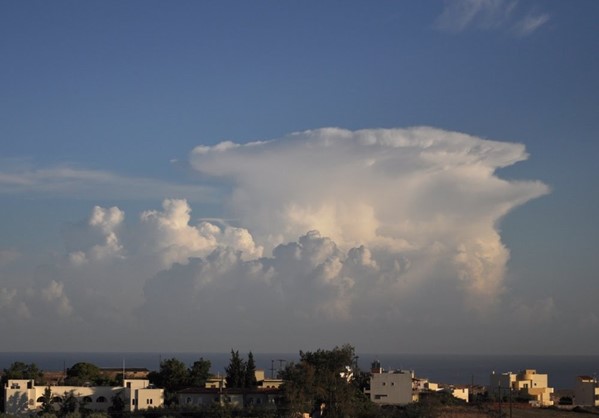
[[0, 0, 598, 354]]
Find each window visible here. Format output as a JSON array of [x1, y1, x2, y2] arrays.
[[97, 396, 107, 403], [83, 396, 92, 403], [36, 397, 45, 403], [132, 399, 136, 406], [127, 382, 131, 388], [186, 397, 192, 404]]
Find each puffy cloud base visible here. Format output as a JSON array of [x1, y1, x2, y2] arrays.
[[0, 127, 556, 352]]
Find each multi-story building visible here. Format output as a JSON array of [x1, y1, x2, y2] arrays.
[[489, 369, 554, 406], [574, 376, 599, 406], [364, 361, 413, 406], [4, 379, 163, 416]]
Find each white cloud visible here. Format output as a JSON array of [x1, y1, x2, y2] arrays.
[[436, 0, 549, 35], [40, 280, 73, 317], [189, 127, 548, 303], [0, 288, 31, 320], [0, 126, 558, 352], [511, 13, 550, 37], [436, 0, 516, 31], [66, 206, 125, 264], [139, 198, 263, 268], [0, 162, 217, 202]]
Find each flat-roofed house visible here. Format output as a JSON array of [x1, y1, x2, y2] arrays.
[[489, 369, 554, 407], [4, 379, 163, 416], [574, 376, 599, 406]]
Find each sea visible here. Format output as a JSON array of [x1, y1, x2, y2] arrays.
[[1, 352, 597, 390]]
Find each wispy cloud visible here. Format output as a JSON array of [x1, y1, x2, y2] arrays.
[[436, 0, 549, 36], [0, 162, 218, 202], [511, 12, 550, 37]]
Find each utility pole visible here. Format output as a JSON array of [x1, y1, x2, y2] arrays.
[[509, 387, 513, 418], [498, 380, 502, 417]]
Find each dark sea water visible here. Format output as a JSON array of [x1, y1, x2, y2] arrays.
[[1, 352, 597, 390]]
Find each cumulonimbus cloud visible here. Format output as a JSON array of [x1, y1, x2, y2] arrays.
[[188, 127, 548, 302], [0, 126, 551, 351]]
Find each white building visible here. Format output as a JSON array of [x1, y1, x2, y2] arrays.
[[574, 376, 599, 406], [4, 379, 164, 416], [365, 368, 413, 405], [489, 369, 553, 407]]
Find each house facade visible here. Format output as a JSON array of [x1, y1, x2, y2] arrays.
[[489, 369, 554, 406], [4, 379, 163, 415], [574, 376, 599, 406], [365, 369, 413, 405]]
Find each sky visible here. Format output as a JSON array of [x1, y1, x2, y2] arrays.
[[0, 0, 598, 355]]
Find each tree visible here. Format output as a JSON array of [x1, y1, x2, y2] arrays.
[[65, 363, 102, 386], [150, 358, 188, 392], [59, 391, 79, 417], [108, 391, 125, 418], [225, 350, 246, 389], [38, 387, 54, 416], [148, 358, 188, 406], [188, 358, 212, 387], [2, 362, 43, 384], [244, 352, 257, 388], [1, 362, 44, 413], [280, 344, 370, 418]]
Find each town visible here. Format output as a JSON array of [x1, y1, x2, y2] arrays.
[[2, 346, 598, 417]]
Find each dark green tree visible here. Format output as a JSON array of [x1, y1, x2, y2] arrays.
[[108, 391, 125, 418], [65, 363, 102, 386], [280, 344, 370, 418], [225, 350, 246, 389], [188, 358, 212, 387], [148, 357, 188, 405], [244, 351, 257, 388], [59, 391, 79, 417], [1, 361, 44, 413], [2, 362, 44, 384], [38, 387, 54, 416]]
